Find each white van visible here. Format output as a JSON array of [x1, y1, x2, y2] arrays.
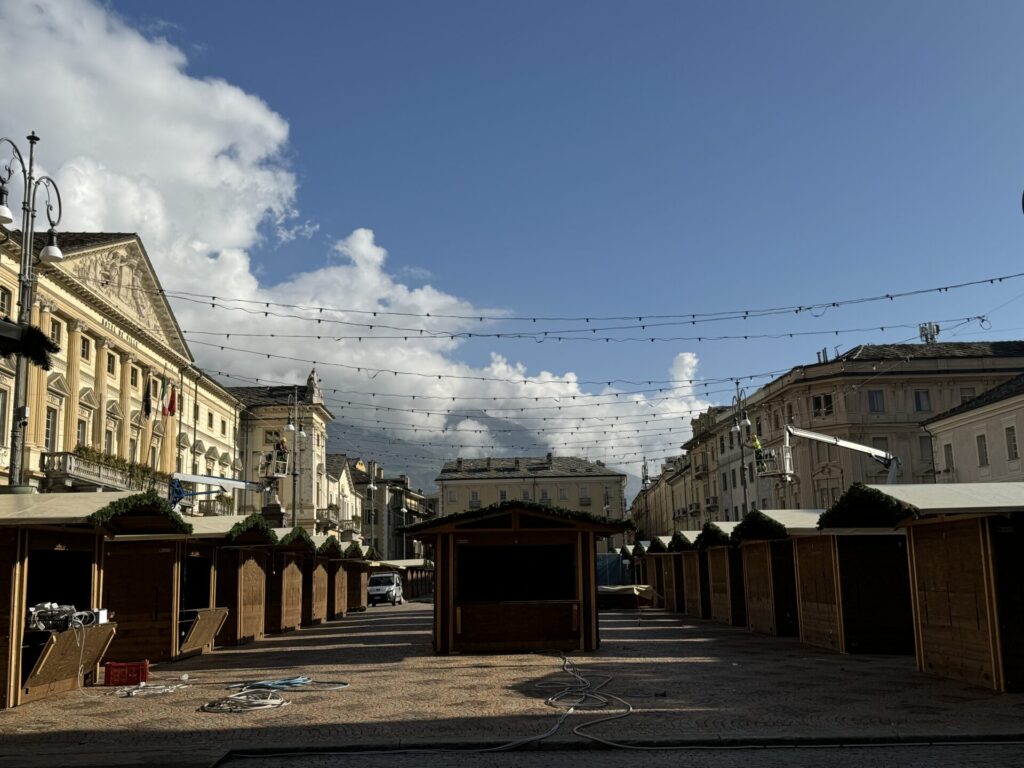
[[367, 572, 403, 606]]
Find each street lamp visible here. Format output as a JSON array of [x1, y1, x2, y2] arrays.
[[285, 387, 306, 526], [0, 132, 64, 487], [730, 383, 752, 517]]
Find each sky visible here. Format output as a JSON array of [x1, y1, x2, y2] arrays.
[[3, 0, 1024, 491]]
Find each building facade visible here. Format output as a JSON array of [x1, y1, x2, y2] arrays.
[[924, 373, 1024, 483]]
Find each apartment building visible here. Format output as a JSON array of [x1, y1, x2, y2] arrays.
[[635, 342, 1024, 536], [924, 372, 1024, 483]]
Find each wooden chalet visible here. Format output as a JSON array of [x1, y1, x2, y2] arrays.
[[0, 491, 136, 709], [679, 522, 737, 620], [643, 536, 674, 609], [209, 514, 277, 646], [407, 501, 627, 653], [793, 486, 914, 655], [301, 538, 329, 627], [340, 542, 375, 613], [100, 493, 227, 664], [734, 510, 819, 637], [266, 527, 315, 634], [874, 483, 1024, 691], [313, 535, 348, 620]]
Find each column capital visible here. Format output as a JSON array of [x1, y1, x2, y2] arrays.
[[38, 301, 55, 314], [71, 321, 87, 335], [95, 337, 111, 350], [119, 351, 135, 364]]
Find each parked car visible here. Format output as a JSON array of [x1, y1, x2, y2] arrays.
[[367, 572, 403, 606]]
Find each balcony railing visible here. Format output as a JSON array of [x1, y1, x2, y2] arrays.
[[693, 462, 708, 477], [197, 499, 234, 516], [578, 497, 592, 506], [468, 499, 481, 509], [41, 451, 170, 496], [705, 495, 719, 509]]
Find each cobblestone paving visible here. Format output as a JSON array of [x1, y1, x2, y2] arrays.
[[1, 603, 1022, 768]]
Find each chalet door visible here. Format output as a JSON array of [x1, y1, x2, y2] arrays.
[[990, 516, 1024, 692]]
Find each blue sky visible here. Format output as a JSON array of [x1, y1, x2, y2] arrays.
[[108, 0, 1024, 387], [4, 0, 1024, 481]]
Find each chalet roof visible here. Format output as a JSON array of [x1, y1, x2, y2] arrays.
[[0, 490, 136, 526], [924, 372, 1024, 425], [867, 482, 1024, 518], [436, 455, 625, 482], [403, 500, 630, 535], [755, 509, 823, 534]]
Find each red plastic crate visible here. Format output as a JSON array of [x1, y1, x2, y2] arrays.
[[104, 660, 149, 687]]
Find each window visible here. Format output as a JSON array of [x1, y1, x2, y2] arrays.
[[919, 436, 932, 464], [499, 489, 507, 502], [721, 472, 728, 492], [872, 436, 890, 453], [221, 418, 227, 436], [130, 367, 138, 388], [0, 287, 10, 317], [150, 446, 158, 468], [470, 490, 479, 507], [540, 488, 550, 502], [193, 402, 199, 420], [773, 410, 780, 430], [80, 337, 90, 361], [943, 443, 954, 472], [755, 417, 762, 434], [558, 487, 567, 500], [786, 403, 794, 423], [812, 394, 834, 417], [579, 484, 590, 500], [914, 389, 931, 412], [104, 429, 113, 455], [44, 407, 57, 452], [960, 387, 976, 404], [207, 411, 214, 429], [728, 431, 734, 450], [1007, 426, 1019, 461], [748, 463, 754, 483], [106, 353, 116, 375], [521, 488, 531, 501], [868, 390, 885, 413], [447, 489, 456, 503], [719, 436, 725, 453], [76, 419, 87, 448], [264, 429, 281, 445], [731, 468, 737, 488], [49, 320, 61, 345], [976, 434, 989, 467], [129, 438, 137, 463]]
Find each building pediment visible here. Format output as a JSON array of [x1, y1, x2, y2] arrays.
[[205, 445, 220, 461], [106, 400, 124, 420], [54, 237, 192, 362], [219, 451, 231, 466], [79, 388, 98, 409], [178, 432, 191, 449], [152, 421, 164, 438], [47, 372, 70, 397], [192, 439, 206, 455]]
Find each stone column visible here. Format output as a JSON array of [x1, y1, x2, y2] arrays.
[[117, 352, 134, 460], [25, 300, 42, 447], [92, 338, 110, 449], [61, 322, 84, 451], [159, 373, 179, 474]]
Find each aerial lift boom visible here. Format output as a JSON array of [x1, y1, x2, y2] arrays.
[[757, 425, 902, 484]]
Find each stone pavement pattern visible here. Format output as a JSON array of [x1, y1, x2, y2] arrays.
[[1, 603, 1022, 768]]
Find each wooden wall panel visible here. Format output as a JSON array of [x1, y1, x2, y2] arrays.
[[0, 529, 20, 709], [911, 519, 996, 688], [682, 551, 701, 617], [327, 562, 347, 619], [102, 542, 177, 661], [795, 537, 841, 651], [743, 542, 775, 635], [708, 547, 731, 623]]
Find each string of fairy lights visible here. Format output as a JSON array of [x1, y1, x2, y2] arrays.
[[70, 263, 1023, 472]]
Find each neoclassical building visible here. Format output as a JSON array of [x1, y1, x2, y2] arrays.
[[0, 231, 243, 508]]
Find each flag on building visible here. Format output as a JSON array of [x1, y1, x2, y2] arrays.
[[167, 385, 177, 417], [143, 380, 152, 419], [160, 377, 169, 416]]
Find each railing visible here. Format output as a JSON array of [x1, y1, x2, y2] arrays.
[[578, 497, 591, 506], [693, 462, 708, 477], [705, 495, 718, 509], [41, 451, 170, 496], [197, 499, 234, 516], [468, 499, 481, 509]]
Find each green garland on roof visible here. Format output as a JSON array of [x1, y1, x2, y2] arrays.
[[631, 541, 647, 557], [88, 490, 192, 534], [818, 483, 910, 529], [647, 537, 669, 554], [731, 510, 788, 543], [693, 521, 730, 550], [317, 535, 343, 556], [401, 499, 634, 533], [226, 514, 279, 544], [668, 531, 694, 552], [277, 526, 316, 550], [619, 545, 632, 559], [343, 541, 365, 559]]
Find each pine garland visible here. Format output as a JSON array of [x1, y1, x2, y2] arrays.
[[730, 510, 788, 543], [88, 490, 192, 534], [693, 521, 730, 550], [317, 535, 344, 556], [668, 531, 694, 552], [277, 526, 316, 551], [818, 483, 910, 529], [343, 541, 366, 559], [226, 513, 279, 544]]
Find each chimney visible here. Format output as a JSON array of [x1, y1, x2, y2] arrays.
[[456, 457, 463, 470], [486, 457, 492, 469], [514, 458, 520, 469], [546, 452, 553, 464]]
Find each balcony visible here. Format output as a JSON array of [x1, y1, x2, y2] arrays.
[[688, 502, 701, 513], [693, 462, 708, 478], [705, 495, 719, 510], [41, 451, 170, 496], [197, 499, 234, 516], [578, 497, 592, 506]]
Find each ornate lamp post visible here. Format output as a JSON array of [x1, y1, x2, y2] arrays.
[[730, 383, 752, 517], [285, 387, 306, 526], [0, 132, 64, 487]]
